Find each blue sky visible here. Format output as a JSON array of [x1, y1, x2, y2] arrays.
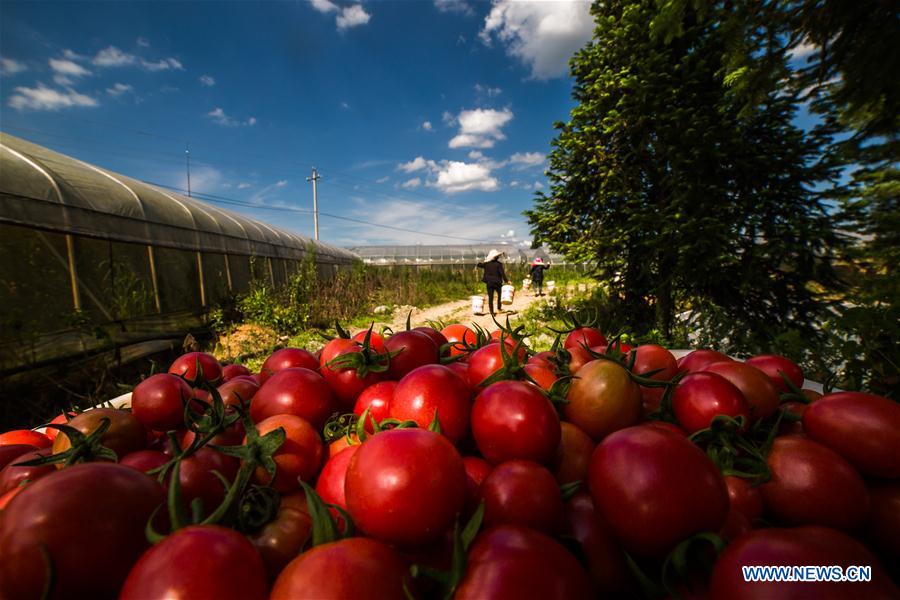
[[1, 1, 596, 248]]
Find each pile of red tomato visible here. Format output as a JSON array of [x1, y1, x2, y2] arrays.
[[0, 320, 898, 599]]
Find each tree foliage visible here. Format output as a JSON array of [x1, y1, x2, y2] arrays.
[[527, 0, 841, 348]]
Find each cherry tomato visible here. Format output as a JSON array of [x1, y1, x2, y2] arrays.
[[250, 367, 336, 429], [724, 475, 763, 521], [478, 459, 563, 534], [523, 362, 558, 391], [677, 349, 733, 373], [271, 537, 411, 600], [320, 338, 386, 410], [471, 380, 561, 465], [455, 525, 592, 599], [802, 391, 900, 478], [466, 341, 526, 388], [385, 329, 439, 380], [52, 407, 147, 461], [745, 353, 804, 393], [221, 363, 251, 382], [704, 361, 780, 422], [0, 463, 165, 599], [390, 364, 472, 443], [168, 351, 223, 386], [120, 525, 267, 600], [0, 448, 54, 495], [672, 371, 750, 433], [0, 444, 39, 471], [564, 326, 607, 350], [248, 491, 313, 581], [353, 380, 396, 432], [345, 428, 465, 547], [0, 429, 51, 449], [589, 425, 728, 557], [249, 414, 324, 493], [315, 444, 360, 512], [440, 323, 476, 357], [131, 373, 193, 431], [564, 359, 641, 441], [216, 377, 260, 408], [260, 347, 319, 382], [563, 492, 634, 595], [462, 456, 492, 516], [553, 421, 595, 485], [760, 436, 869, 531]]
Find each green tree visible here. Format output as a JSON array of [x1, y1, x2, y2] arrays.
[[526, 0, 841, 348]]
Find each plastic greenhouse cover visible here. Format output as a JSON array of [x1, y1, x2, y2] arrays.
[[0, 133, 357, 264]]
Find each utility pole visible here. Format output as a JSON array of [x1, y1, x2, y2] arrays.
[[185, 144, 192, 197], [306, 167, 320, 240]]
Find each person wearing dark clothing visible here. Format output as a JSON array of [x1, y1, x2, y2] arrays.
[[477, 249, 508, 315], [529, 257, 550, 296]]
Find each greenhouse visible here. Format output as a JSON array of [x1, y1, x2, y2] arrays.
[[349, 244, 564, 266], [0, 133, 358, 376]]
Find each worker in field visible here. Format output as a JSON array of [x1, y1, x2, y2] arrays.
[[477, 249, 509, 316], [530, 257, 550, 296]]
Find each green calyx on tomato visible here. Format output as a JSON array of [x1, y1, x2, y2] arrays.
[[17, 418, 118, 467], [298, 480, 355, 548]]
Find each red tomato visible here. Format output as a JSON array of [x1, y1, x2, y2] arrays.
[[384, 330, 439, 380], [467, 342, 527, 388], [0, 463, 165, 599], [710, 526, 899, 600], [271, 537, 410, 600], [445, 359, 469, 382], [563, 492, 633, 595], [553, 421, 595, 485], [216, 377, 260, 408], [328, 432, 360, 458], [315, 444, 360, 512], [778, 401, 807, 436], [390, 364, 472, 444], [564, 326, 607, 350], [250, 367, 336, 429], [168, 351, 223, 386], [440, 323, 476, 357], [412, 326, 449, 354], [174, 446, 240, 516], [248, 491, 312, 581], [0, 485, 24, 511], [565, 344, 594, 374], [131, 373, 193, 431], [0, 429, 51, 449], [260, 347, 319, 382], [119, 449, 169, 474], [745, 353, 804, 393], [221, 363, 251, 381], [52, 407, 147, 460], [353, 380, 397, 431], [345, 428, 466, 547], [631, 344, 677, 381], [802, 391, 900, 478], [672, 372, 750, 433], [471, 380, 561, 465], [564, 359, 641, 441], [523, 362, 558, 391], [760, 436, 869, 531], [455, 525, 592, 599], [528, 350, 557, 371], [0, 444, 39, 471], [589, 425, 729, 557], [719, 507, 753, 543], [41, 411, 75, 442], [352, 328, 387, 353], [724, 475, 763, 521], [677, 349, 732, 373], [478, 459, 564, 534], [120, 525, 267, 600], [704, 361, 780, 422], [249, 414, 323, 493], [0, 448, 54, 495], [320, 338, 386, 410]]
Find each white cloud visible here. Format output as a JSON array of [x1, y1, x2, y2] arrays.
[[376, 176, 390, 184], [275, 180, 288, 187], [310, 0, 339, 13], [481, 0, 594, 80], [1, 58, 27, 76], [199, 74, 216, 86], [207, 107, 255, 127], [401, 177, 422, 189], [63, 49, 87, 61], [8, 84, 98, 111], [433, 161, 499, 193], [468, 150, 485, 160], [49, 58, 90, 77], [340, 101, 350, 109], [533, 181, 544, 189], [337, 5, 371, 30], [448, 107, 514, 148], [93, 46, 137, 67], [474, 83, 502, 97], [137, 37, 150, 47], [180, 165, 223, 192], [397, 156, 435, 173], [238, 182, 252, 189], [141, 57, 183, 71], [422, 120, 433, 131], [106, 83, 133, 97], [442, 110, 455, 125], [434, 0, 474, 16], [508, 151, 544, 169]]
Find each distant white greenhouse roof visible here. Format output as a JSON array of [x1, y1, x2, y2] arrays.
[[348, 244, 565, 265], [0, 132, 357, 264]]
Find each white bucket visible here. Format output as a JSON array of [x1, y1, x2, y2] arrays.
[[501, 285, 515, 305], [546, 281, 556, 293], [471, 295, 485, 315]]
